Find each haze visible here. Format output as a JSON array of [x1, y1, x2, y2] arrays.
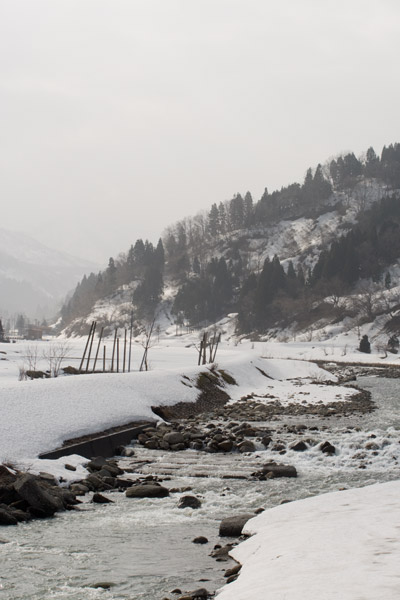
[[1, 0, 400, 263]]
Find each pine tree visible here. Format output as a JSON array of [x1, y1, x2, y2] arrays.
[[208, 203, 219, 237], [359, 335, 371, 354]]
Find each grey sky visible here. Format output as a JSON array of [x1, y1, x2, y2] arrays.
[[1, 0, 400, 263]]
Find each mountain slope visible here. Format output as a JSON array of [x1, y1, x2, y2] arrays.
[[0, 228, 98, 317]]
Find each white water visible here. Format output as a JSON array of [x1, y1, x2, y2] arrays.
[[1, 376, 399, 600]]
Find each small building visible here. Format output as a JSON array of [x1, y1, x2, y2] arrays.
[[26, 326, 43, 340]]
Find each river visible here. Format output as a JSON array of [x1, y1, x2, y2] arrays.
[[1, 376, 399, 600]]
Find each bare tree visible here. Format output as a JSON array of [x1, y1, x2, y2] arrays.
[[139, 317, 156, 371], [25, 345, 39, 371], [42, 341, 71, 377]]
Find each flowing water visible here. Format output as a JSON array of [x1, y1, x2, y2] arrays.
[[1, 376, 399, 600]]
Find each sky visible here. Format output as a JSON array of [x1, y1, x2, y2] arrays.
[[1, 0, 400, 264]]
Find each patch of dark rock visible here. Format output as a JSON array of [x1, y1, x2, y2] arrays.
[[92, 493, 113, 504], [224, 564, 241, 578], [126, 483, 169, 498], [320, 441, 336, 455], [290, 441, 308, 452], [193, 536, 208, 544], [64, 464, 76, 472], [252, 462, 297, 480], [219, 513, 253, 537], [89, 582, 116, 589], [178, 495, 202, 509]]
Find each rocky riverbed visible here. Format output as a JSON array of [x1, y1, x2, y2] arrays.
[[1, 371, 399, 600]]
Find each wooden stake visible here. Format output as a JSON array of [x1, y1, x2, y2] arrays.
[[117, 338, 120, 373], [212, 333, 221, 362], [111, 329, 117, 372], [128, 314, 133, 373], [123, 328, 127, 373], [202, 331, 207, 365], [92, 326, 104, 373], [85, 321, 97, 372], [103, 345, 106, 373], [79, 321, 94, 372], [198, 340, 203, 365]]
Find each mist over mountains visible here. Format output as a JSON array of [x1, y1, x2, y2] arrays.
[[0, 228, 98, 319]]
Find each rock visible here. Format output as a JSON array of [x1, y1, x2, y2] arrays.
[[115, 478, 134, 489], [261, 435, 272, 448], [178, 495, 201, 509], [70, 483, 90, 495], [219, 513, 253, 537], [320, 441, 336, 455], [210, 543, 234, 560], [13, 474, 62, 516], [190, 441, 203, 451], [64, 464, 76, 472], [190, 588, 210, 599], [237, 440, 256, 453], [260, 462, 297, 478], [163, 432, 185, 445], [171, 589, 182, 594], [224, 564, 241, 578], [122, 447, 135, 457], [39, 472, 58, 485], [217, 439, 233, 452], [226, 574, 239, 583], [144, 438, 159, 449], [0, 507, 18, 525], [86, 457, 107, 471], [192, 536, 208, 544], [170, 443, 186, 451], [126, 484, 169, 498], [85, 474, 112, 492], [89, 582, 115, 589], [92, 493, 113, 504], [101, 462, 124, 477], [290, 441, 308, 452]]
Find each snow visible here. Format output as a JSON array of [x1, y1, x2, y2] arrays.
[[216, 480, 400, 600], [0, 341, 351, 466]]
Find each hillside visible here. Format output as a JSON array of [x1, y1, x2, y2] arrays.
[[0, 228, 98, 319], [60, 144, 400, 345]]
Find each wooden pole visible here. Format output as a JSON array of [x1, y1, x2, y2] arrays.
[[123, 328, 127, 373], [198, 340, 203, 366], [212, 333, 221, 362], [79, 321, 94, 372], [128, 314, 133, 373], [111, 329, 117, 372], [85, 321, 97, 372], [202, 332, 207, 365], [103, 345, 106, 373], [92, 326, 104, 373], [117, 338, 120, 373]]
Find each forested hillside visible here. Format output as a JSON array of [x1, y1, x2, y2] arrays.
[[60, 144, 400, 338]]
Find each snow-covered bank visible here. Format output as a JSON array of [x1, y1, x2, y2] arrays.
[[216, 480, 400, 600], [0, 353, 344, 465]]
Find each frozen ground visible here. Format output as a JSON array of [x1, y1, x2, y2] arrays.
[[216, 480, 400, 600]]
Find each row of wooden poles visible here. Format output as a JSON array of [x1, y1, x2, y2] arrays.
[[79, 321, 133, 373], [197, 330, 221, 365]]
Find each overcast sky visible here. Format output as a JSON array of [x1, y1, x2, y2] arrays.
[[1, 0, 400, 264]]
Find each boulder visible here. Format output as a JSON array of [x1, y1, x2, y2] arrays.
[[192, 536, 208, 544], [178, 495, 201, 509], [126, 484, 169, 498], [320, 441, 336, 455], [261, 462, 297, 478], [219, 513, 253, 537], [238, 440, 256, 453], [217, 439, 233, 452], [92, 493, 113, 504], [13, 474, 62, 516], [290, 441, 308, 452], [0, 507, 18, 525], [163, 432, 185, 445], [86, 457, 107, 471]]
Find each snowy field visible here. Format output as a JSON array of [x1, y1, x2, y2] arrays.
[[216, 480, 400, 600]]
